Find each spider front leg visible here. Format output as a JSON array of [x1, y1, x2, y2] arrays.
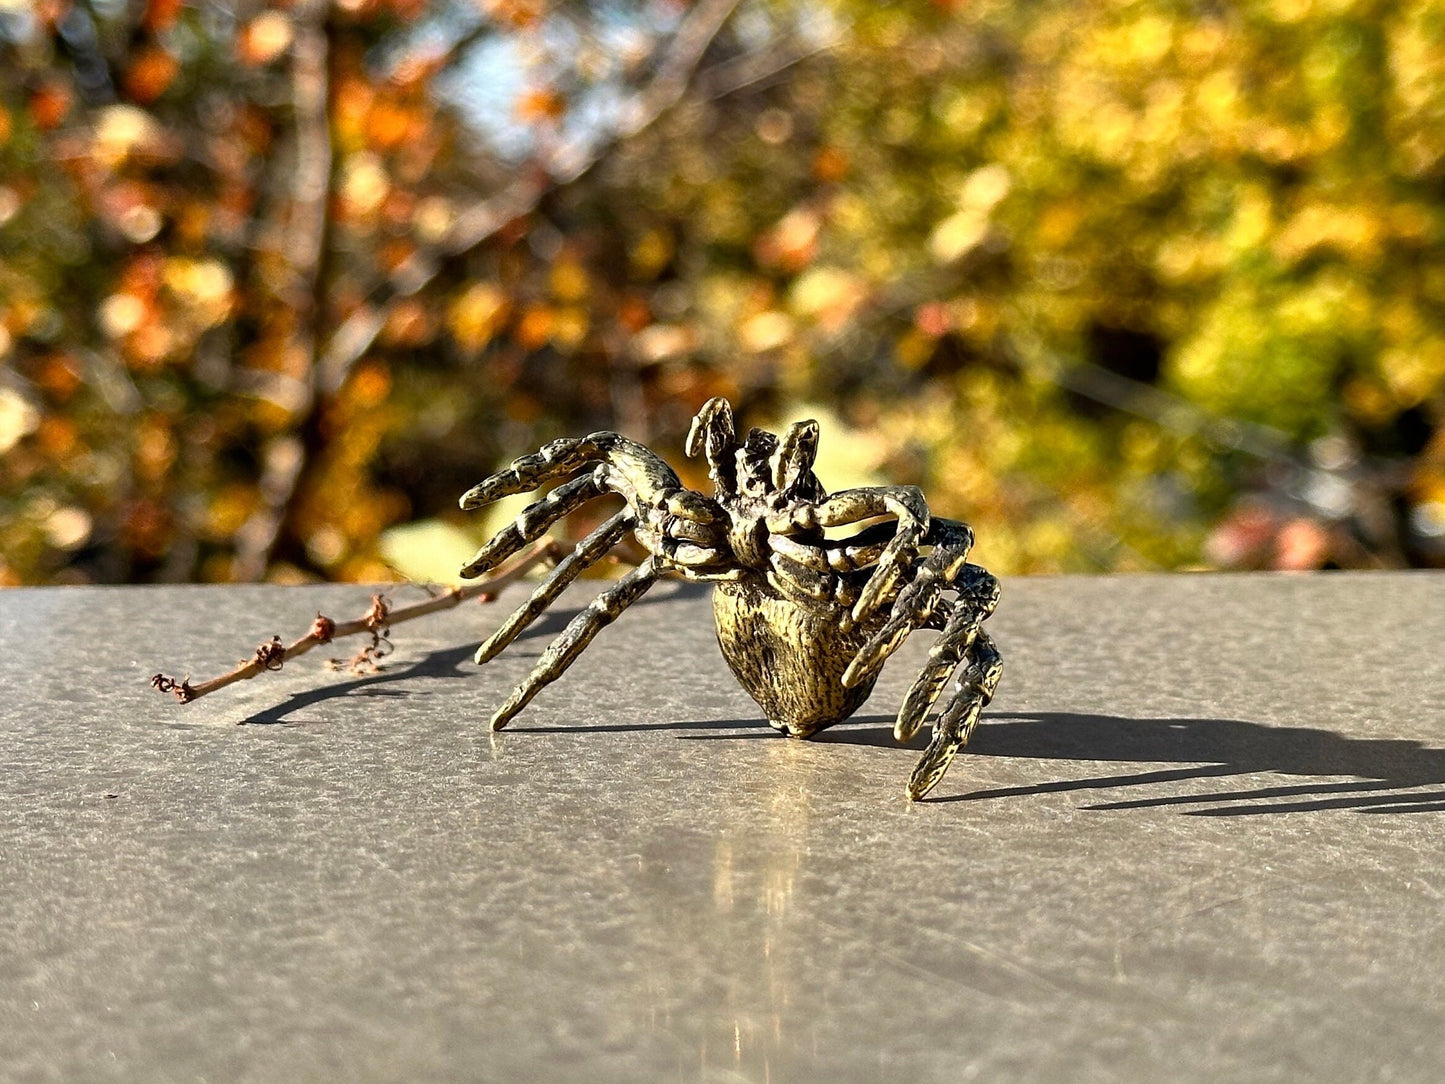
[[840, 519, 980, 689], [459, 432, 682, 577], [834, 518, 1003, 800]]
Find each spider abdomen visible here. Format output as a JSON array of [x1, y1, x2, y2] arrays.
[[712, 576, 882, 738]]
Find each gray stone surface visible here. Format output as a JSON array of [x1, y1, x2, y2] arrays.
[[1, 572, 1444, 1082]]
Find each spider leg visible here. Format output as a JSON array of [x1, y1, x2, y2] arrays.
[[815, 513, 999, 799], [765, 535, 871, 610], [488, 557, 662, 731], [906, 630, 1003, 801], [461, 432, 682, 513], [840, 520, 979, 687], [842, 487, 931, 627], [888, 561, 998, 741], [767, 533, 831, 571], [622, 462, 730, 574], [769, 486, 930, 629], [461, 432, 727, 580], [825, 521, 898, 573], [767, 517, 936, 614], [460, 469, 605, 578], [766, 551, 835, 602], [474, 510, 635, 664], [767, 521, 897, 576]]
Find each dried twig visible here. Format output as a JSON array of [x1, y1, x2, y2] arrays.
[[150, 537, 562, 705], [325, 592, 392, 673]]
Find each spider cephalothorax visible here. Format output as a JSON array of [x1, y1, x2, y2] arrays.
[[459, 398, 1002, 800]]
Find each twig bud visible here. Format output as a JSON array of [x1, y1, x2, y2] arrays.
[[253, 635, 286, 671]]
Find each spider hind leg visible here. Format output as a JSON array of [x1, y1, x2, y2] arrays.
[[840, 520, 976, 688]]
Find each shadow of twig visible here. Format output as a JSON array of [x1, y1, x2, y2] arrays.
[[240, 605, 581, 725]]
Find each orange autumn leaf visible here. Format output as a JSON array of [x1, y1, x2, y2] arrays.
[[384, 0, 428, 21], [516, 87, 566, 125], [142, 0, 184, 32], [35, 355, 83, 401], [914, 301, 953, 338], [29, 83, 71, 130], [618, 294, 652, 333], [35, 415, 80, 460], [487, 0, 545, 30], [347, 362, 392, 408], [120, 498, 172, 558], [514, 305, 555, 350], [754, 205, 822, 272], [381, 298, 432, 347], [812, 146, 849, 183], [365, 99, 415, 150], [124, 46, 180, 105]]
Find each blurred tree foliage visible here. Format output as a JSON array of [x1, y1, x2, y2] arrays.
[[3, 0, 1444, 585]]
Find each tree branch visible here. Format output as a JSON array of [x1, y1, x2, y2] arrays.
[[317, 0, 743, 396], [392, 16, 493, 81], [232, 0, 335, 581], [695, 31, 840, 101]]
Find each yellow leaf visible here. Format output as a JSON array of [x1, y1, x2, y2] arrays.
[[448, 283, 509, 352], [738, 311, 794, 353]]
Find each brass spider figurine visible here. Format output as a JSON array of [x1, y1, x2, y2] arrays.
[[459, 398, 1002, 800]]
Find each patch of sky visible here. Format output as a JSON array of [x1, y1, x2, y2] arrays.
[[381, 0, 839, 165], [422, 0, 685, 163], [0, 3, 39, 46]]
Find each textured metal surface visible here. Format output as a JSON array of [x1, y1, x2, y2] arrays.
[[2, 573, 1445, 1082]]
